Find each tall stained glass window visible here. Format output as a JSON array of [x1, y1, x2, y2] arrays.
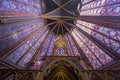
[[72, 0, 120, 69], [0, 0, 46, 69]]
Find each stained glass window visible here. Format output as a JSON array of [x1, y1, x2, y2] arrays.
[[79, 0, 120, 16], [0, 0, 42, 17], [65, 34, 80, 56], [33, 33, 55, 69], [0, 19, 44, 51], [65, 34, 88, 69], [72, 28, 112, 69], [6, 28, 48, 64], [56, 48, 64, 54], [0, 0, 45, 68], [73, 0, 120, 69], [47, 34, 55, 56], [40, 33, 54, 56], [76, 20, 120, 54], [17, 28, 48, 67]]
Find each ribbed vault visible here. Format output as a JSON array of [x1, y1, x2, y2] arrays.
[[0, 0, 120, 74], [42, 0, 78, 35]]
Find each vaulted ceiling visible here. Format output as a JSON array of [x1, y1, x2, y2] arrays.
[[0, 0, 120, 71], [42, 0, 78, 35]]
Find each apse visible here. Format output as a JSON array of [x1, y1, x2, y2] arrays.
[[0, 0, 120, 71]]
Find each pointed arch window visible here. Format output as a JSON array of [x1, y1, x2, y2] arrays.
[[56, 48, 65, 54], [72, 28, 113, 69]]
